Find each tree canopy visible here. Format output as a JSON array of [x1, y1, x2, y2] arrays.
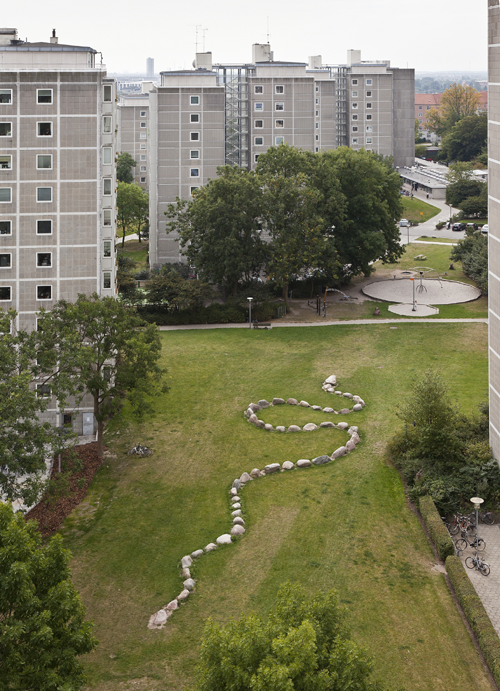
[[426, 84, 481, 136], [0, 502, 97, 689], [117, 182, 149, 247], [116, 151, 137, 184], [440, 112, 487, 162]]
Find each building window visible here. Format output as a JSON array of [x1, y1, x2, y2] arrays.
[[37, 89, 52, 104], [140, 176, 146, 183], [103, 116, 112, 133], [37, 187, 52, 202], [418, 113, 423, 118], [0, 123, 12, 136], [254, 154, 260, 162], [140, 110, 146, 117], [103, 85, 112, 102], [190, 114, 199, 123], [0, 188, 12, 203], [315, 134, 319, 140], [190, 150, 199, 159], [0, 286, 11, 301], [254, 85, 263, 94], [190, 132, 199, 141], [315, 98, 319, 104], [140, 144, 146, 149], [315, 122, 319, 129], [190, 95, 200, 105], [103, 209, 112, 226], [366, 126, 373, 132], [36, 285, 52, 300], [0, 90, 12, 104], [352, 138, 358, 144], [366, 79, 372, 85], [36, 252, 52, 267], [37, 122, 52, 137], [140, 132, 146, 139], [352, 91, 358, 97], [316, 110, 319, 116], [275, 119, 284, 128], [254, 102, 264, 111], [275, 136, 284, 145], [0, 155, 12, 169], [0, 253, 11, 268], [315, 147, 319, 152], [427, 106, 431, 110], [352, 126, 358, 132], [366, 103, 372, 109], [254, 120, 263, 128], [366, 91, 372, 97], [103, 179, 112, 195], [352, 103, 358, 109], [275, 85, 284, 94], [140, 154, 146, 161], [190, 186, 199, 196], [103, 147, 112, 165], [352, 79, 358, 85], [140, 165, 146, 172], [36, 154, 52, 170], [103, 272, 111, 289], [366, 137, 372, 144], [0, 221, 11, 235], [316, 86, 319, 91], [352, 114, 358, 121], [140, 121, 147, 128], [37, 219, 52, 234], [37, 384, 51, 398], [254, 136, 263, 146], [190, 168, 200, 177], [103, 240, 112, 257], [366, 114, 372, 120]]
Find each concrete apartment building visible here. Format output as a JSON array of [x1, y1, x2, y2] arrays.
[[488, 2, 500, 460], [0, 27, 118, 433], [117, 92, 150, 188], [149, 45, 414, 267]]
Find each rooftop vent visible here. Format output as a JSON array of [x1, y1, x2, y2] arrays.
[[50, 29, 58, 44]]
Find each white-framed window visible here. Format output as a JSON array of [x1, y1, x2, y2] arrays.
[[254, 85, 263, 94], [353, 80, 359, 86], [140, 165, 146, 172], [352, 114, 358, 121], [36, 154, 52, 170], [254, 120, 263, 128], [0, 188, 12, 203], [190, 150, 199, 159], [140, 143, 146, 150], [0, 286, 11, 301], [103, 209, 112, 226], [36, 252, 52, 267], [352, 91, 358, 97], [315, 147, 319, 152], [366, 137, 372, 144], [275, 85, 284, 94], [0, 155, 12, 169], [190, 186, 199, 196], [140, 132, 146, 139], [0, 253, 11, 268], [254, 154, 260, 162], [275, 136, 284, 145], [366, 126, 373, 132], [366, 91, 372, 97], [103, 178, 112, 195], [0, 90, 12, 104], [366, 103, 372, 109], [103, 116, 112, 133], [190, 132, 199, 141], [37, 122, 52, 137], [190, 114, 199, 123], [352, 126, 358, 132], [37, 384, 51, 398], [37, 89, 52, 104], [37, 219, 52, 235], [427, 106, 431, 110], [140, 121, 147, 127], [275, 103, 284, 111], [352, 138, 358, 144], [103, 147, 112, 165], [275, 119, 284, 128], [103, 272, 111, 289], [315, 98, 319, 104], [315, 134, 319, 141], [140, 154, 146, 161], [0, 123, 12, 137], [316, 86, 319, 91], [190, 95, 200, 105], [352, 103, 358, 109], [366, 79, 372, 85], [315, 110, 319, 116], [103, 240, 112, 257], [0, 220, 12, 235], [190, 168, 200, 177], [254, 136, 263, 146], [103, 85, 112, 102], [254, 102, 264, 111], [140, 176, 146, 183], [418, 105, 423, 110], [366, 114, 372, 120], [418, 113, 423, 118], [315, 122, 319, 129], [36, 285, 52, 300], [140, 110, 146, 117], [37, 187, 52, 202]]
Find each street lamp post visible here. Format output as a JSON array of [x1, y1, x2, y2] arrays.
[[247, 297, 253, 328], [471, 496, 484, 560], [447, 204, 453, 223], [411, 278, 416, 311]]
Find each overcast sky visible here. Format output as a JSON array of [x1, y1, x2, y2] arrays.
[[6, 0, 487, 74]]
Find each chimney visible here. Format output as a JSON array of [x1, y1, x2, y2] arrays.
[[50, 29, 58, 44], [0, 28, 18, 46]]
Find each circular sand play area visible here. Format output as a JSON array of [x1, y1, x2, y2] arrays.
[[362, 278, 481, 305]]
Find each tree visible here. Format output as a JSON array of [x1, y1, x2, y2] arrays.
[[440, 113, 487, 162], [445, 161, 475, 184], [0, 502, 97, 688], [117, 182, 149, 248], [165, 166, 267, 295], [0, 310, 72, 508], [451, 232, 488, 293], [36, 294, 167, 458], [194, 582, 388, 691], [446, 180, 485, 208], [135, 188, 149, 243], [146, 267, 213, 309], [426, 84, 481, 136], [116, 151, 137, 184]]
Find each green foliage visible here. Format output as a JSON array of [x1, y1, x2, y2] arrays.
[[426, 84, 481, 136], [446, 180, 485, 207], [116, 252, 140, 300], [415, 144, 427, 158], [116, 151, 137, 184], [194, 582, 387, 691], [146, 268, 213, 310], [116, 182, 149, 247], [0, 502, 97, 689], [446, 555, 500, 686], [440, 113, 487, 162], [418, 496, 454, 560], [450, 233, 488, 293]]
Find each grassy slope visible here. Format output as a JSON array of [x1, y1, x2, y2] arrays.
[[63, 324, 493, 691], [401, 197, 440, 223], [117, 240, 149, 272]]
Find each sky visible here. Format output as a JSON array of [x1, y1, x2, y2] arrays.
[[6, 0, 487, 75]]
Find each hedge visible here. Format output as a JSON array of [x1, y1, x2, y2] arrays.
[[446, 555, 500, 686], [418, 495, 455, 561]]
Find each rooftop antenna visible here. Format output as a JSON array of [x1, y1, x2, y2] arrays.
[[202, 28, 208, 53], [190, 24, 202, 53], [267, 16, 270, 43]]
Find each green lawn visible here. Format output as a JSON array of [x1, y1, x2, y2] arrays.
[[416, 237, 457, 244], [117, 240, 149, 272], [60, 324, 494, 691], [401, 197, 440, 223]]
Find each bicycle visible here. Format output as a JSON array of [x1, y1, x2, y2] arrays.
[[443, 513, 475, 535], [467, 510, 495, 527], [465, 554, 490, 576], [128, 443, 153, 457], [454, 535, 486, 553]]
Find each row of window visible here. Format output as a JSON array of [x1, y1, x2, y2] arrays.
[[352, 103, 372, 109], [254, 119, 285, 129], [418, 106, 432, 110], [254, 85, 285, 94], [0, 149, 115, 169], [0, 180, 115, 203], [353, 126, 374, 132], [352, 138, 373, 144], [0, 86, 114, 105], [351, 79, 373, 86], [254, 102, 286, 112], [0, 276, 113, 302], [0, 117, 117, 137], [352, 114, 373, 121], [0, 243, 113, 269], [352, 91, 373, 98], [0, 216, 113, 235]]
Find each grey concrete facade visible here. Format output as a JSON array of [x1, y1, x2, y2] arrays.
[[117, 94, 149, 188]]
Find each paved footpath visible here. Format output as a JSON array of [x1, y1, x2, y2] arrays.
[[458, 525, 500, 636], [159, 318, 487, 331]]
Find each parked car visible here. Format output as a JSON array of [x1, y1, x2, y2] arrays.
[[466, 223, 479, 231], [452, 222, 466, 231], [399, 218, 409, 227], [482, 224, 489, 235]]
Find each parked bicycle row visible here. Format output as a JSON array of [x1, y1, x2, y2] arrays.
[[441, 512, 494, 576]]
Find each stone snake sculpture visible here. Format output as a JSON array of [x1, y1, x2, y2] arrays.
[[148, 374, 365, 629]]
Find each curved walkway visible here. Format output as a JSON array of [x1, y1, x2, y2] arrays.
[[159, 318, 487, 331]]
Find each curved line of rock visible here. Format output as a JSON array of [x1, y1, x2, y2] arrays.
[[147, 375, 365, 630]]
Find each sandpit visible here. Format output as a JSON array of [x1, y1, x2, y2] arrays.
[[362, 278, 481, 305]]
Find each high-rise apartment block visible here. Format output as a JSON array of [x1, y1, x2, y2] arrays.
[[146, 57, 154, 80], [0, 28, 118, 334], [148, 45, 414, 267], [117, 91, 150, 189]]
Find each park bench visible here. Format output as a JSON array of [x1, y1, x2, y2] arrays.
[[253, 322, 272, 330]]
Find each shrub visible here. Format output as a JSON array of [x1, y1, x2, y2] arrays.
[[435, 221, 446, 229], [446, 555, 500, 685], [418, 495, 454, 560]]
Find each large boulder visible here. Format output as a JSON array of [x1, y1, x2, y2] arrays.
[[181, 567, 191, 579], [346, 439, 356, 452], [205, 543, 217, 552], [331, 446, 347, 459], [248, 403, 260, 412], [231, 495, 240, 503], [287, 398, 298, 405], [312, 455, 331, 465], [358, 399, 366, 407], [233, 516, 245, 525], [248, 413, 258, 424], [353, 404, 363, 412], [230, 487, 238, 496], [256, 419, 266, 428], [325, 375, 337, 385], [231, 509, 242, 517], [232, 478, 241, 491], [343, 392, 353, 399], [276, 426, 286, 432], [183, 578, 195, 591], [264, 423, 273, 431], [257, 399, 270, 408], [337, 422, 349, 430], [216, 534, 232, 545], [296, 459, 312, 468], [250, 468, 261, 478], [265, 463, 281, 474], [272, 397, 285, 405], [231, 502, 241, 509], [181, 555, 192, 569], [240, 472, 252, 483], [149, 609, 168, 627], [348, 426, 359, 434], [166, 599, 179, 611], [177, 589, 190, 602], [352, 396, 361, 403], [303, 423, 318, 431], [288, 425, 301, 432], [245, 408, 253, 418], [231, 524, 245, 536], [351, 432, 361, 445], [299, 400, 310, 407], [322, 407, 335, 413], [339, 408, 351, 414], [312, 405, 322, 411], [282, 461, 295, 470], [191, 549, 204, 559], [320, 421, 335, 428]]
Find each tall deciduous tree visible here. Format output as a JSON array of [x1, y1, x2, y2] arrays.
[[36, 294, 167, 458], [440, 112, 487, 162], [426, 84, 481, 136], [117, 182, 149, 248], [116, 151, 137, 184], [146, 267, 213, 309], [0, 502, 97, 688]]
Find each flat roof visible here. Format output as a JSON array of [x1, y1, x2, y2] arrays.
[[160, 70, 217, 76], [0, 42, 97, 53]]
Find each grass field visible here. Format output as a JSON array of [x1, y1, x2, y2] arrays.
[[117, 240, 149, 272], [60, 323, 494, 691], [416, 237, 457, 244], [401, 198, 440, 223]]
